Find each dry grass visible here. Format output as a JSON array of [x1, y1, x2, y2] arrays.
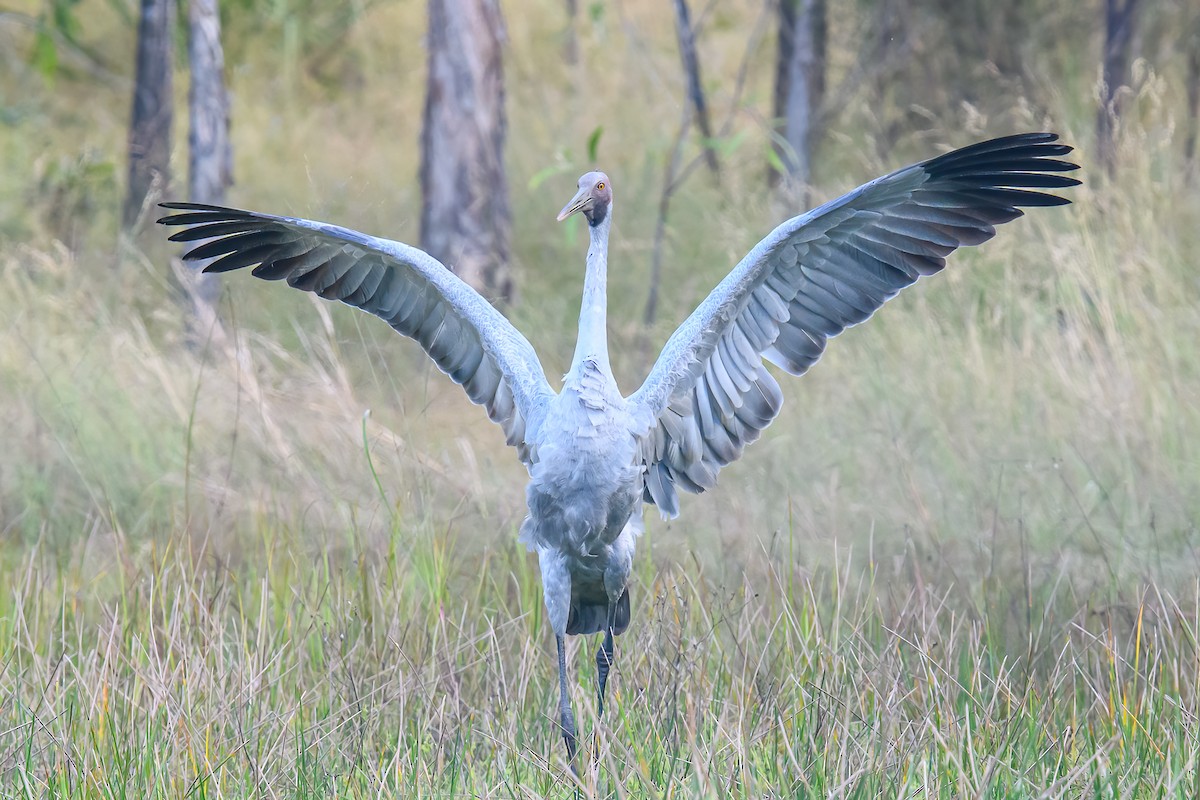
[[2, 0, 1199, 796], [2, 537, 1198, 797]]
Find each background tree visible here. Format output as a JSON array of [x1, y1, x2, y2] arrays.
[[643, 0, 727, 325], [419, 0, 512, 303], [182, 0, 233, 329], [123, 0, 174, 233], [563, 0, 579, 66], [671, 0, 719, 180], [1097, 0, 1141, 177], [1184, 13, 1200, 180], [770, 0, 826, 199]]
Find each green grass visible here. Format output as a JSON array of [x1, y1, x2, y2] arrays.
[[2, 533, 1197, 797], [2, 0, 1200, 796]]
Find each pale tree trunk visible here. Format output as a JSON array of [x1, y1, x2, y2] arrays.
[[181, 0, 233, 341], [420, 0, 512, 303], [770, 0, 826, 200], [1096, 0, 1140, 178], [124, 0, 174, 234]]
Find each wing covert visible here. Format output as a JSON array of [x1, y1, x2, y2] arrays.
[[158, 203, 556, 465], [628, 132, 1079, 517]]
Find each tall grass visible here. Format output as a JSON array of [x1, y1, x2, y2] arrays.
[[2, 535, 1197, 796], [1, 0, 1199, 796]]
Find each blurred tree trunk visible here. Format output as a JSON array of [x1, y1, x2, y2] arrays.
[[419, 0, 512, 303], [1185, 20, 1200, 182], [564, 0, 579, 66], [183, 0, 233, 332], [1096, 0, 1140, 178], [769, 0, 826, 199], [866, 0, 915, 157], [123, 0, 174, 233], [671, 0, 719, 180]]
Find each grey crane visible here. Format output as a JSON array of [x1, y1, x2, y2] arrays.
[[159, 132, 1078, 767]]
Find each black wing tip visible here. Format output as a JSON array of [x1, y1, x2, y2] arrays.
[[1022, 131, 1061, 142], [159, 201, 209, 220], [158, 200, 241, 212], [985, 131, 1068, 148], [1025, 131, 1080, 169], [931, 131, 1079, 162], [1026, 192, 1073, 207], [987, 131, 1058, 144], [925, 131, 1081, 207], [200, 260, 241, 274], [156, 201, 250, 226], [157, 202, 267, 270]]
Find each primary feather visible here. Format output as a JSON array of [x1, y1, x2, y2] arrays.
[[628, 132, 1079, 517], [160, 203, 554, 464]]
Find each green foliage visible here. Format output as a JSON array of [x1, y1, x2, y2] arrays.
[[25, 0, 111, 85], [217, 0, 385, 89], [527, 161, 573, 191], [49, 0, 83, 41], [701, 127, 748, 159], [30, 25, 58, 83], [30, 150, 117, 249], [587, 125, 604, 163]]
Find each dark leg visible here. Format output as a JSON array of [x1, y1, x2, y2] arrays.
[[595, 601, 618, 719], [556, 634, 578, 768]]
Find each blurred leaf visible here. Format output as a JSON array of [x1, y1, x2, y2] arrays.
[[702, 129, 748, 159], [31, 26, 58, 83], [52, 0, 83, 41], [587, 126, 603, 163], [217, 0, 389, 85], [588, 1, 604, 23], [765, 145, 786, 177], [528, 162, 573, 191]]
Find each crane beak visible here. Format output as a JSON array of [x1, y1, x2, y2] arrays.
[[557, 187, 592, 222]]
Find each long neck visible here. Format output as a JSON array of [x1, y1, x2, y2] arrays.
[[569, 212, 613, 377]]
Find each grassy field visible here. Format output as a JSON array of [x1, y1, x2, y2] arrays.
[[2, 0, 1199, 796], [3, 538, 1198, 797]]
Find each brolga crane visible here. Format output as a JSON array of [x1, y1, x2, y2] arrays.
[[159, 132, 1079, 767]]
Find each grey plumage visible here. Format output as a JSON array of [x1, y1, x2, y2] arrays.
[[158, 132, 1079, 768], [629, 133, 1079, 517]]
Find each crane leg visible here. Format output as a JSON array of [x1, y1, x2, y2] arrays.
[[595, 602, 618, 719], [556, 634, 578, 769]]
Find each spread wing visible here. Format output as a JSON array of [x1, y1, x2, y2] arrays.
[[627, 132, 1079, 517], [158, 203, 556, 465]]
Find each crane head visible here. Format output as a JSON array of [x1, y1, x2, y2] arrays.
[[557, 171, 612, 227]]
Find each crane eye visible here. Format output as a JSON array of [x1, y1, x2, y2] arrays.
[[596, 182, 605, 190]]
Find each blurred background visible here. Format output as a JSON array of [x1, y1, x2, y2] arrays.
[[1, 0, 1198, 602]]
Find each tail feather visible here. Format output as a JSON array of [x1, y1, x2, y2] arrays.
[[566, 588, 631, 636]]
